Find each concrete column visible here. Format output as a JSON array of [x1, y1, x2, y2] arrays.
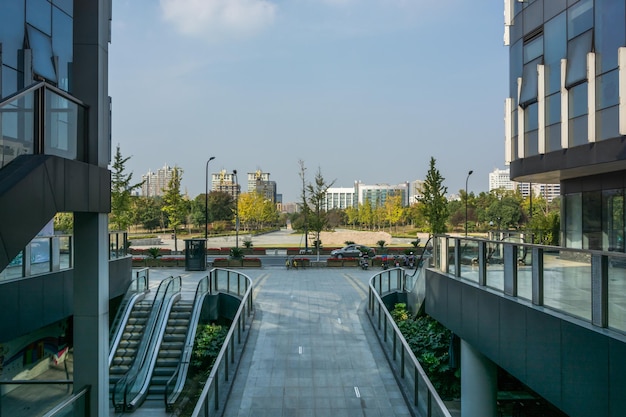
[[461, 339, 497, 417], [73, 212, 109, 417]]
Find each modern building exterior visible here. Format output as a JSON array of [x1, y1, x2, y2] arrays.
[[0, 1, 117, 415], [323, 181, 412, 211], [247, 170, 276, 203], [140, 164, 175, 197], [211, 169, 240, 200], [504, 0, 626, 251], [323, 186, 357, 211]]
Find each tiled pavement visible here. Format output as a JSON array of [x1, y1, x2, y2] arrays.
[[221, 267, 412, 417]]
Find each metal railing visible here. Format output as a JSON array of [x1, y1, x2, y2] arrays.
[[0, 81, 85, 169], [190, 268, 254, 417], [0, 231, 128, 283], [368, 267, 452, 417], [112, 275, 182, 411], [433, 235, 626, 334], [109, 268, 150, 364], [0, 380, 76, 417]]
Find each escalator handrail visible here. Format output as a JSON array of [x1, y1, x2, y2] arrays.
[[164, 272, 213, 408], [108, 271, 150, 365], [126, 287, 181, 410], [112, 275, 180, 411]]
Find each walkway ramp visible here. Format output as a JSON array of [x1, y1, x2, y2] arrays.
[[222, 269, 412, 417]]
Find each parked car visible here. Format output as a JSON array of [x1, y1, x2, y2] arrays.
[[330, 244, 375, 259]]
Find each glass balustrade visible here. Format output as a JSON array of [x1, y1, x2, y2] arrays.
[[433, 235, 626, 334]]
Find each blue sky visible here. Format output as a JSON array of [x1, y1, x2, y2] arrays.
[[110, 0, 508, 203]]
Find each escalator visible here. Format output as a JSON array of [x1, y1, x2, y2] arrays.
[[110, 301, 152, 391], [111, 275, 182, 412], [147, 300, 193, 400]]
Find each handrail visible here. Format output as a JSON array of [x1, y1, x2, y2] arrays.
[[108, 268, 150, 365], [368, 270, 453, 417], [112, 275, 181, 411], [190, 268, 254, 417], [164, 273, 211, 408], [41, 385, 90, 417], [0, 81, 86, 108], [433, 234, 626, 333]]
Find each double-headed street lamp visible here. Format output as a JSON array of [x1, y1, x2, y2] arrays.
[[233, 169, 239, 249], [465, 170, 473, 237], [205, 156, 215, 240]]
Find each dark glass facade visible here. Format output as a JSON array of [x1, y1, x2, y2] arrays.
[[505, 0, 626, 251], [0, 0, 73, 97]]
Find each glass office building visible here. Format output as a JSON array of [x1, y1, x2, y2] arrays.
[[504, 0, 626, 251], [0, 1, 115, 415]]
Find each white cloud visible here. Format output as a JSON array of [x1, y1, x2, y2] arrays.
[[160, 0, 277, 39]]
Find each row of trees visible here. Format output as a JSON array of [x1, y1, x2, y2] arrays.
[[106, 147, 560, 246]]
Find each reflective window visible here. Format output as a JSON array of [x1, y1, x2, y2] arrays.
[[1, 66, 19, 98], [545, 0, 567, 21], [520, 57, 542, 106], [595, 0, 625, 74], [26, 0, 52, 36], [596, 69, 619, 110], [596, 106, 619, 141], [53, 0, 72, 17], [52, 7, 73, 92], [567, 0, 593, 40], [569, 115, 588, 146], [524, 35, 543, 63], [566, 30, 592, 87], [26, 25, 57, 83], [546, 92, 561, 125], [523, 0, 543, 33], [546, 123, 562, 152], [525, 103, 539, 156], [602, 189, 624, 252], [544, 13, 567, 94], [0, 1, 26, 69], [583, 190, 602, 250], [525, 102, 539, 132], [569, 82, 588, 117], [510, 40, 523, 102], [564, 193, 583, 249]]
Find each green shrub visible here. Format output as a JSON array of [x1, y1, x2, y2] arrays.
[[393, 304, 460, 400], [230, 247, 244, 259], [191, 324, 228, 376]]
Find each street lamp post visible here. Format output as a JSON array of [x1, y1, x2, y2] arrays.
[[233, 170, 239, 249], [205, 157, 215, 241], [465, 170, 473, 237]]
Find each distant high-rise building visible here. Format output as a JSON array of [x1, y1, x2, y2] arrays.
[[489, 168, 516, 192], [141, 164, 175, 197], [488, 168, 560, 202], [212, 169, 240, 200], [324, 181, 412, 211], [247, 170, 276, 202]]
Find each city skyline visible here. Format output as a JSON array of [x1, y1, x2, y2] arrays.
[[110, 1, 508, 203]]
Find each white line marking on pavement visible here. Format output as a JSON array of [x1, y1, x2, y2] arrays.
[[337, 318, 342, 324], [354, 386, 361, 398], [298, 346, 303, 355]]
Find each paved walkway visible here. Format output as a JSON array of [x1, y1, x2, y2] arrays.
[[222, 267, 411, 417]]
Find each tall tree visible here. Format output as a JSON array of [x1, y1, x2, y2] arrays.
[[110, 145, 143, 231], [162, 167, 185, 252], [420, 157, 449, 235], [306, 166, 335, 259], [298, 160, 311, 252]]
